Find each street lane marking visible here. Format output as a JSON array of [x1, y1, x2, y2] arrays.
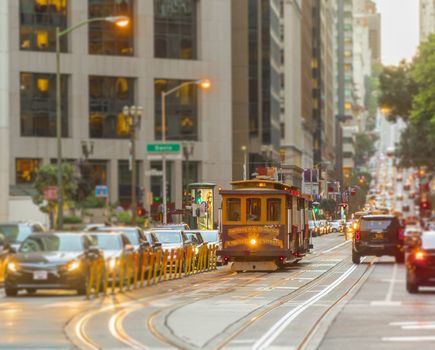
[[321, 240, 350, 254], [403, 325, 435, 330], [370, 301, 402, 306], [253, 263, 359, 350], [382, 336, 435, 342], [390, 321, 435, 326], [371, 263, 400, 306]]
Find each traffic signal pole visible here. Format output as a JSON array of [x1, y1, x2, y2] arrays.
[[161, 92, 168, 224]]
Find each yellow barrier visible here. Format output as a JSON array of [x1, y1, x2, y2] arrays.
[[85, 241, 219, 299]]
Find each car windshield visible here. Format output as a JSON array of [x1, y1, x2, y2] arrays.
[[0, 224, 32, 243], [20, 235, 83, 253], [104, 228, 140, 245], [422, 233, 435, 249], [144, 232, 157, 244], [154, 231, 182, 243], [360, 218, 394, 232], [91, 234, 122, 250], [200, 231, 219, 242]]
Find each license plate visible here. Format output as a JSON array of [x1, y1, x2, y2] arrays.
[[374, 232, 384, 240], [33, 271, 48, 280]]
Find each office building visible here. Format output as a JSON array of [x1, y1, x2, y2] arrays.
[[0, 0, 232, 221]]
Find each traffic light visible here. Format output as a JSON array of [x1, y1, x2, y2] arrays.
[[136, 207, 146, 217], [313, 206, 319, 215], [195, 190, 202, 204]]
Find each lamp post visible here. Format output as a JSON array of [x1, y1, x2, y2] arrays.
[[123, 105, 143, 225], [161, 79, 211, 224], [241, 145, 247, 180], [55, 15, 129, 229]]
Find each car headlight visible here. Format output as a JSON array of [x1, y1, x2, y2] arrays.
[[107, 257, 117, 271], [67, 260, 81, 272], [7, 261, 19, 272]]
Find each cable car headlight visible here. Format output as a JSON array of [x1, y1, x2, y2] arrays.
[[250, 238, 257, 246]]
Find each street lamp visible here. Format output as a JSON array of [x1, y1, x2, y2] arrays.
[[56, 15, 129, 229], [123, 105, 143, 225], [161, 79, 211, 224], [241, 145, 248, 180]]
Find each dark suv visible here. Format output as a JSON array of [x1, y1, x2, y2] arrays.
[[352, 215, 404, 264]]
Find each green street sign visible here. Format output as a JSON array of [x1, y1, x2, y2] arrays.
[[147, 143, 181, 153]]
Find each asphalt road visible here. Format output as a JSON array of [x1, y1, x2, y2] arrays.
[[1, 233, 434, 349]]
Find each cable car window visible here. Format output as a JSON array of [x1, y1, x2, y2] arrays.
[[246, 198, 261, 222], [226, 198, 241, 221], [267, 199, 281, 221]]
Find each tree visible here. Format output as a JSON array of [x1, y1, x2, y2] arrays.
[[32, 163, 77, 228], [378, 60, 418, 122], [353, 132, 378, 168]]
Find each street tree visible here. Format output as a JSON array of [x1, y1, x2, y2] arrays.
[[32, 163, 77, 227], [378, 60, 417, 122]]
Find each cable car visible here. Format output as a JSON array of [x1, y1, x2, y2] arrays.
[[218, 179, 311, 271]]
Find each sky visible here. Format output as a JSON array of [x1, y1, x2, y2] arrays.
[[375, 0, 419, 65]]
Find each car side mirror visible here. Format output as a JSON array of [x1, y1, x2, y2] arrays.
[[140, 241, 150, 249], [125, 244, 134, 252], [87, 245, 101, 258]]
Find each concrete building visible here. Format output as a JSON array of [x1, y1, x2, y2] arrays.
[[281, 0, 303, 168], [312, 0, 336, 168], [301, 0, 315, 169], [232, 0, 282, 180], [1, 0, 232, 221], [420, 0, 435, 42]]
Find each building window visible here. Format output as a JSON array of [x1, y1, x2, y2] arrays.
[[118, 160, 140, 207], [155, 79, 198, 141], [154, 0, 197, 59], [88, 0, 134, 56], [89, 160, 108, 187], [20, 72, 68, 137], [20, 0, 68, 52], [182, 160, 199, 186], [89, 76, 134, 139], [16, 159, 41, 184]]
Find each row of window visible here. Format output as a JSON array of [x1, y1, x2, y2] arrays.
[[20, 0, 197, 60], [20, 73, 198, 140], [226, 198, 282, 223]]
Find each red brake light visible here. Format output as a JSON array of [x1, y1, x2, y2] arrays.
[[355, 230, 361, 241], [415, 250, 425, 261]]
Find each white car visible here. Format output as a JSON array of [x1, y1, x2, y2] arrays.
[[330, 221, 342, 232]]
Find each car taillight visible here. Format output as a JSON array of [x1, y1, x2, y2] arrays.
[[415, 250, 425, 261], [355, 230, 361, 241]]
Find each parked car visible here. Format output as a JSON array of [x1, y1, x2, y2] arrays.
[[406, 231, 435, 293], [4, 232, 101, 296], [0, 222, 46, 251], [330, 221, 342, 233], [89, 226, 152, 252], [352, 215, 404, 264], [156, 223, 190, 230], [152, 230, 194, 266], [199, 230, 220, 246], [89, 232, 135, 275]]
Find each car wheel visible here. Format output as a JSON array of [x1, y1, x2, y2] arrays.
[[395, 252, 405, 264], [352, 250, 361, 264], [26, 288, 36, 295], [5, 287, 18, 297], [406, 271, 419, 294]]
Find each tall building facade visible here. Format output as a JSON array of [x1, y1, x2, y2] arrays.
[[1, 0, 232, 220], [312, 0, 335, 168], [420, 0, 435, 42], [232, 0, 282, 180]]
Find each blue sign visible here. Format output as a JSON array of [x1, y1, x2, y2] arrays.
[[95, 185, 108, 198]]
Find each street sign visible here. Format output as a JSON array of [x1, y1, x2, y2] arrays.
[[147, 143, 181, 153], [95, 185, 108, 198], [145, 169, 163, 176], [43, 186, 57, 201]]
